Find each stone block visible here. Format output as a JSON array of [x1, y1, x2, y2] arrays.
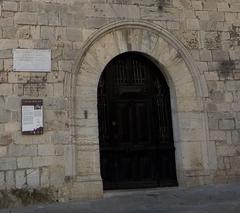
[[38, 13, 48, 25], [55, 27, 67, 41], [16, 170, 26, 189], [5, 97, 19, 111], [6, 170, 15, 189], [0, 158, 16, 170], [200, 49, 212, 62], [62, 49, 78, 60], [40, 167, 49, 187], [14, 12, 38, 25], [0, 134, 12, 146], [52, 131, 70, 144], [77, 151, 100, 175], [58, 60, 73, 71], [232, 102, 240, 111], [55, 145, 64, 156], [33, 156, 64, 168], [230, 156, 240, 170], [20, 2, 39, 12], [180, 142, 203, 170], [210, 131, 226, 141], [38, 144, 55, 156], [4, 58, 13, 71], [66, 27, 82, 41], [219, 119, 235, 130], [216, 145, 237, 156], [3, 26, 17, 39], [17, 157, 33, 169], [33, 156, 53, 168], [212, 50, 229, 61], [232, 131, 240, 144], [217, 2, 230, 11], [41, 26, 55, 40], [31, 26, 40, 39], [226, 81, 240, 91], [166, 21, 180, 30], [0, 60, 3, 71], [204, 72, 218, 81], [192, 1, 203, 10], [45, 98, 68, 111], [0, 172, 5, 189], [0, 39, 18, 50], [0, 146, 7, 157], [225, 12, 238, 22], [19, 39, 34, 48], [225, 92, 234, 103], [64, 145, 76, 177], [195, 11, 209, 20], [8, 144, 38, 157], [48, 12, 61, 26], [82, 3, 140, 19], [229, 47, 240, 60], [49, 166, 64, 187], [186, 19, 200, 30], [2, 1, 18, 12], [71, 180, 103, 200], [208, 11, 225, 22], [26, 169, 40, 188]]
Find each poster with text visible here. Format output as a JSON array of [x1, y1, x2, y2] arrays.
[[22, 99, 43, 135]]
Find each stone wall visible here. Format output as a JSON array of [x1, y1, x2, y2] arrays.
[[0, 0, 239, 199]]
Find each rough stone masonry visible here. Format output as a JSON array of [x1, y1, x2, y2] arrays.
[[0, 0, 239, 201]]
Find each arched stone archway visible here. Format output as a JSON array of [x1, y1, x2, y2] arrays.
[[69, 21, 215, 199]]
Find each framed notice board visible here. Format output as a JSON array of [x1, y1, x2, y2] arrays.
[[21, 99, 43, 135]]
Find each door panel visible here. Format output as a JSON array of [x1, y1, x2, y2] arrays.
[[98, 52, 178, 190]]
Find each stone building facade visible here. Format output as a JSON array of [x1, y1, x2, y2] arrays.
[[0, 0, 239, 200]]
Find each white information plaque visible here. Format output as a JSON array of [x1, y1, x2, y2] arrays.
[[13, 49, 51, 72], [22, 99, 43, 135]]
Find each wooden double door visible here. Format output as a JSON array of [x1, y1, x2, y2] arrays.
[[98, 52, 177, 190]]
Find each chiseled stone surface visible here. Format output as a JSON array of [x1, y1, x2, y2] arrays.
[[0, 0, 239, 201]]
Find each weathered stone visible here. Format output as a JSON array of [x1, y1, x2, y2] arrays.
[[8, 145, 38, 157], [26, 169, 40, 187], [200, 49, 212, 62], [40, 167, 49, 187], [17, 157, 33, 169], [186, 18, 200, 30], [212, 50, 229, 61], [6, 171, 15, 189], [49, 166, 64, 187], [210, 131, 226, 141], [66, 28, 82, 41], [0, 172, 5, 189], [0, 39, 18, 50], [16, 170, 26, 189], [38, 144, 55, 156], [3, 27, 17, 39], [14, 12, 38, 25], [0, 146, 7, 157], [41, 26, 55, 40], [2, 1, 18, 12], [20, 2, 39, 12], [0, 158, 17, 170]]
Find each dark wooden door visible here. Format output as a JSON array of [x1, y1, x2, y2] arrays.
[[98, 52, 177, 190]]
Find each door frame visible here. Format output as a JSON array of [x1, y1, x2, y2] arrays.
[[69, 21, 214, 199]]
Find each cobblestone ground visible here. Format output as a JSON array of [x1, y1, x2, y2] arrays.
[[0, 183, 240, 213]]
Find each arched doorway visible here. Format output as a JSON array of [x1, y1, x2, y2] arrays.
[[97, 52, 178, 190]]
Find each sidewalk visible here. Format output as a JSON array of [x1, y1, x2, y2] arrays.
[[0, 183, 240, 213]]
